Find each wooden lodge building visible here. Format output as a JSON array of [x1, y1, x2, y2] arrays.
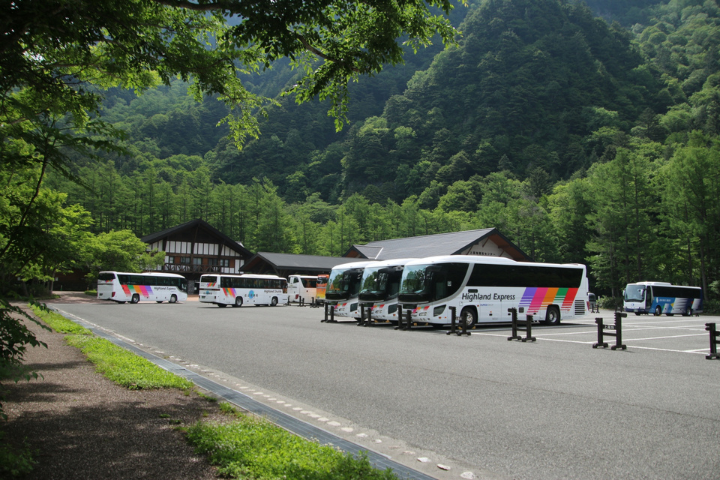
[[141, 219, 253, 291]]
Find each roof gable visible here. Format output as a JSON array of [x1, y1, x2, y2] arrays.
[[345, 228, 530, 261]]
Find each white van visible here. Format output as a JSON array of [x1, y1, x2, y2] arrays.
[[287, 275, 319, 304]]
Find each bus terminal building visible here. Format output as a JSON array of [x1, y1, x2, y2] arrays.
[[136, 221, 530, 290]]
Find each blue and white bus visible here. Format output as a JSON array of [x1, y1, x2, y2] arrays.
[[623, 282, 702, 316]]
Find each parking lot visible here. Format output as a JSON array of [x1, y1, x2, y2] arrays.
[[50, 298, 720, 480], [466, 312, 714, 355]]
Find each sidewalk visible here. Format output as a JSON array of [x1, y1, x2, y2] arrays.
[[1, 306, 221, 479]]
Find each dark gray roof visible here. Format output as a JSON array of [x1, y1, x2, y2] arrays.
[[346, 228, 529, 261], [244, 252, 367, 274], [140, 219, 253, 258]]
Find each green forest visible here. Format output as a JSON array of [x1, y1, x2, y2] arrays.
[[5, 0, 720, 307]]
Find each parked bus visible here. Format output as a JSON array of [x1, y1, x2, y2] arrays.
[[623, 281, 703, 316], [315, 274, 329, 304], [398, 256, 589, 327], [325, 260, 379, 320], [287, 275, 318, 304], [358, 258, 415, 323], [97, 271, 188, 304], [198, 274, 287, 307]]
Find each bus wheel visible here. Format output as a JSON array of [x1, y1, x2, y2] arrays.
[[654, 306, 662, 316], [169, 295, 177, 304], [233, 297, 243, 308], [271, 297, 278, 306], [218, 303, 227, 308], [460, 307, 477, 328], [545, 306, 560, 325], [683, 308, 692, 317], [131, 294, 140, 304]]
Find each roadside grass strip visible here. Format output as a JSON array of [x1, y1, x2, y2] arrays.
[[64, 335, 194, 390], [186, 405, 399, 480], [31, 305, 92, 336]]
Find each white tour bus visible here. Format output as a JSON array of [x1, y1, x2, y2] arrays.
[[623, 281, 703, 316], [358, 258, 416, 322], [287, 275, 319, 304], [97, 271, 188, 304], [397, 255, 589, 326], [198, 274, 287, 307], [325, 260, 379, 320]]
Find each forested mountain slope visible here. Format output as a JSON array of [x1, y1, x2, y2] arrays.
[[47, 0, 720, 299]]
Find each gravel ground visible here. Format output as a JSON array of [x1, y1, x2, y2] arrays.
[[1, 299, 221, 479]]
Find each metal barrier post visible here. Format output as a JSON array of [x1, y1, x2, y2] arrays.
[[507, 308, 518, 340], [322, 303, 328, 323], [394, 305, 403, 330], [592, 312, 626, 350], [359, 305, 365, 326], [366, 305, 374, 327], [508, 308, 535, 342], [330, 304, 335, 323], [706, 323, 720, 359], [447, 307, 457, 335]]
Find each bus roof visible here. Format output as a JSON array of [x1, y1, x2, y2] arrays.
[[401, 255, 586, 270]]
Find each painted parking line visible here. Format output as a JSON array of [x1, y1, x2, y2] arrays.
[[472, 325, 712, 355]]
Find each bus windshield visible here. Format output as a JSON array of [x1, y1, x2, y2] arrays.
[[326, 268, 362, 299], [624, 285, 646, 302], [359, 267, 389, 300], [399, 264, 433, 301]]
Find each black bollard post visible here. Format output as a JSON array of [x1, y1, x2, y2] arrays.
[[330, 304, 335, 323], [459, 311, 470, 336], [322, 302, 328, 323], [592, 312, 626, 350], [359, 305, 366, 326], [447, 307, 457, 335], [507, 308, 518, 340], [706, 323, 720, 359], [394, 305, 404, 330]]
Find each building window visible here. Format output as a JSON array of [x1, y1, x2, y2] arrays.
[[180, 257, 191, 265], [220, 259, 230, 268], [193, 257, 202, 266]]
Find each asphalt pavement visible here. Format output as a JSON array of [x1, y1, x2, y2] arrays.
[[48, 296, 720, 480]]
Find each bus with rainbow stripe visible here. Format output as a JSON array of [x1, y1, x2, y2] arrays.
[[397, 256, 589, 327], [199, 274, 287, 307], [97, 271, 188, 304]]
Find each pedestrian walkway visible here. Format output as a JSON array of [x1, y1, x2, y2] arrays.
[[1, 308, 220, 480]]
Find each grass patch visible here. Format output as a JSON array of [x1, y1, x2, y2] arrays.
[[186, 415, 399, 480], [30, 306, 92, 335], [84, 290, 97, 296], [65, 335, 193, 390]]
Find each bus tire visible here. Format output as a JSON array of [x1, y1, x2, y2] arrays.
[[218, 303, 227, 308], [271, 297, 278, 306], [545, 306, 560, 325], [654, 306, 662, 316], [131, 294, 140, 304], [683, 308, 692, 317], [169, 295, 177, 304], [460, 307, 477, 328], [233, 297, 243, 308]]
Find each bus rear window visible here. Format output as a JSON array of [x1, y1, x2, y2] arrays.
[[98, 273, 116, 281], [201, 275, 218, 284]]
